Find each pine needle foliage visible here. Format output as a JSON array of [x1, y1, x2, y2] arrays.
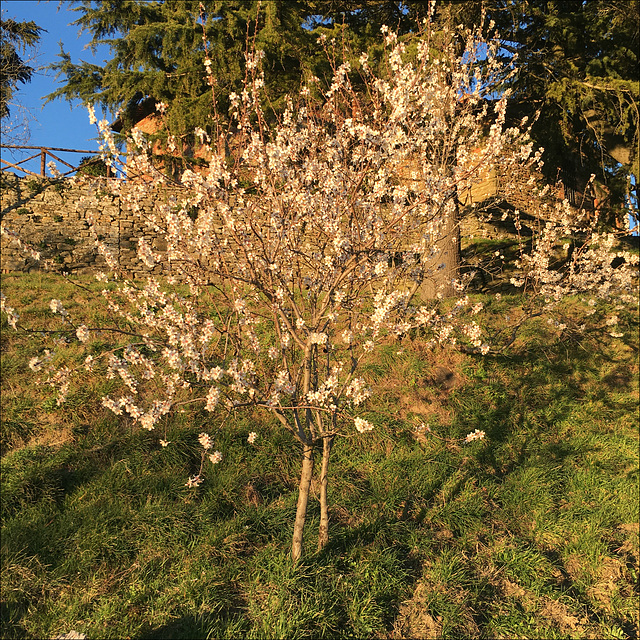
[[0, 17, 43, 119], [46, 0, 313, 138]]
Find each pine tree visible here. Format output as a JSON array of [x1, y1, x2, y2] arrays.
[[0, 17, 43, 120], [433, 0, 638, 226], [307, 1, 639, 226], [494, 0, 638, 225], [47, 1, 313, 140]]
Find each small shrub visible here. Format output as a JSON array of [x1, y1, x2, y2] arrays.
[[26, 180, 42, 194], [77, 156, 109, 177]]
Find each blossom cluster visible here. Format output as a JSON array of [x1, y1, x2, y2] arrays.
[[0, 292, 19, 330], [1, 20, 637, 495], [464, 429, 486, 444]]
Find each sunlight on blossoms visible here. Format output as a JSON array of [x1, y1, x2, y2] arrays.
[[198, 432, 213, 450], [2, 16, 637, 562], [208, 451, 223, 464], [465, 429, 486, 444], [354, 417, 374, 433]]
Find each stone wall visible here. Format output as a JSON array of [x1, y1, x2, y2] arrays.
[[1, 173, 168, 276], [1, 172, 513, 276]]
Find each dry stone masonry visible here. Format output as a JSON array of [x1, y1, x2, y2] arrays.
[[1, 173, 171, 276], [1, 172, 516, 277]]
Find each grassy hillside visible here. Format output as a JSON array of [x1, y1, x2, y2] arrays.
[[1, 270, 638, 639]]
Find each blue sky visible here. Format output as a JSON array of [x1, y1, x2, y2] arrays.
[[1, 0, 112, 175]]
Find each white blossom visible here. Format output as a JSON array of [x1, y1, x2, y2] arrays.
[[50, 299, 67, 316], [205, 386, 220, 412], [208, 451, 223, 464], [186, 475, 203, 488], [464, 429, 486, 444], [354, 417, 374, 433], [198, 432, 213, 449]]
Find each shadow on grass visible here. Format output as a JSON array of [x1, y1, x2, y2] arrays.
[[140, 607, 248, 640], [140, 616, 204, 640], [453, 327, 637, 481], [1, 316, 636, 639]]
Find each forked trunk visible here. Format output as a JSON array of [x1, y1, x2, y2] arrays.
[[291, 442, 314, 562], [317, 434, 334, 551]]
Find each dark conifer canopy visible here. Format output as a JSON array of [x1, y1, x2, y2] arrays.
[[47, 1, 313, 140], [48, 0, 638, 217], [0, 17, 44, 119]]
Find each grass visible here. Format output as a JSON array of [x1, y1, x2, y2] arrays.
[[1, 271, 638, 639]]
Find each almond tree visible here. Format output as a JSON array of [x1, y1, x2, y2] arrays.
[[2, 19, 637, 561]]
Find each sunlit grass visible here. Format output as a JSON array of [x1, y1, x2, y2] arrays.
[[1, 271, 638, 639]]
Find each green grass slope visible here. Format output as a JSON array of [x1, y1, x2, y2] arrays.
[[1, 272, 638, 639]]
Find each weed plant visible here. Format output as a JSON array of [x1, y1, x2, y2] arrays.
[[1, 272, 638, 639]]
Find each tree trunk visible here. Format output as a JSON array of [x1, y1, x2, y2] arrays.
[[291, 442, 314, 562], [317, 434, 334, 551], [421, 198, 461, 299]]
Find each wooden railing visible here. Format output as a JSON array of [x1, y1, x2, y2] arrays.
[[0, 144, 112, 178]]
